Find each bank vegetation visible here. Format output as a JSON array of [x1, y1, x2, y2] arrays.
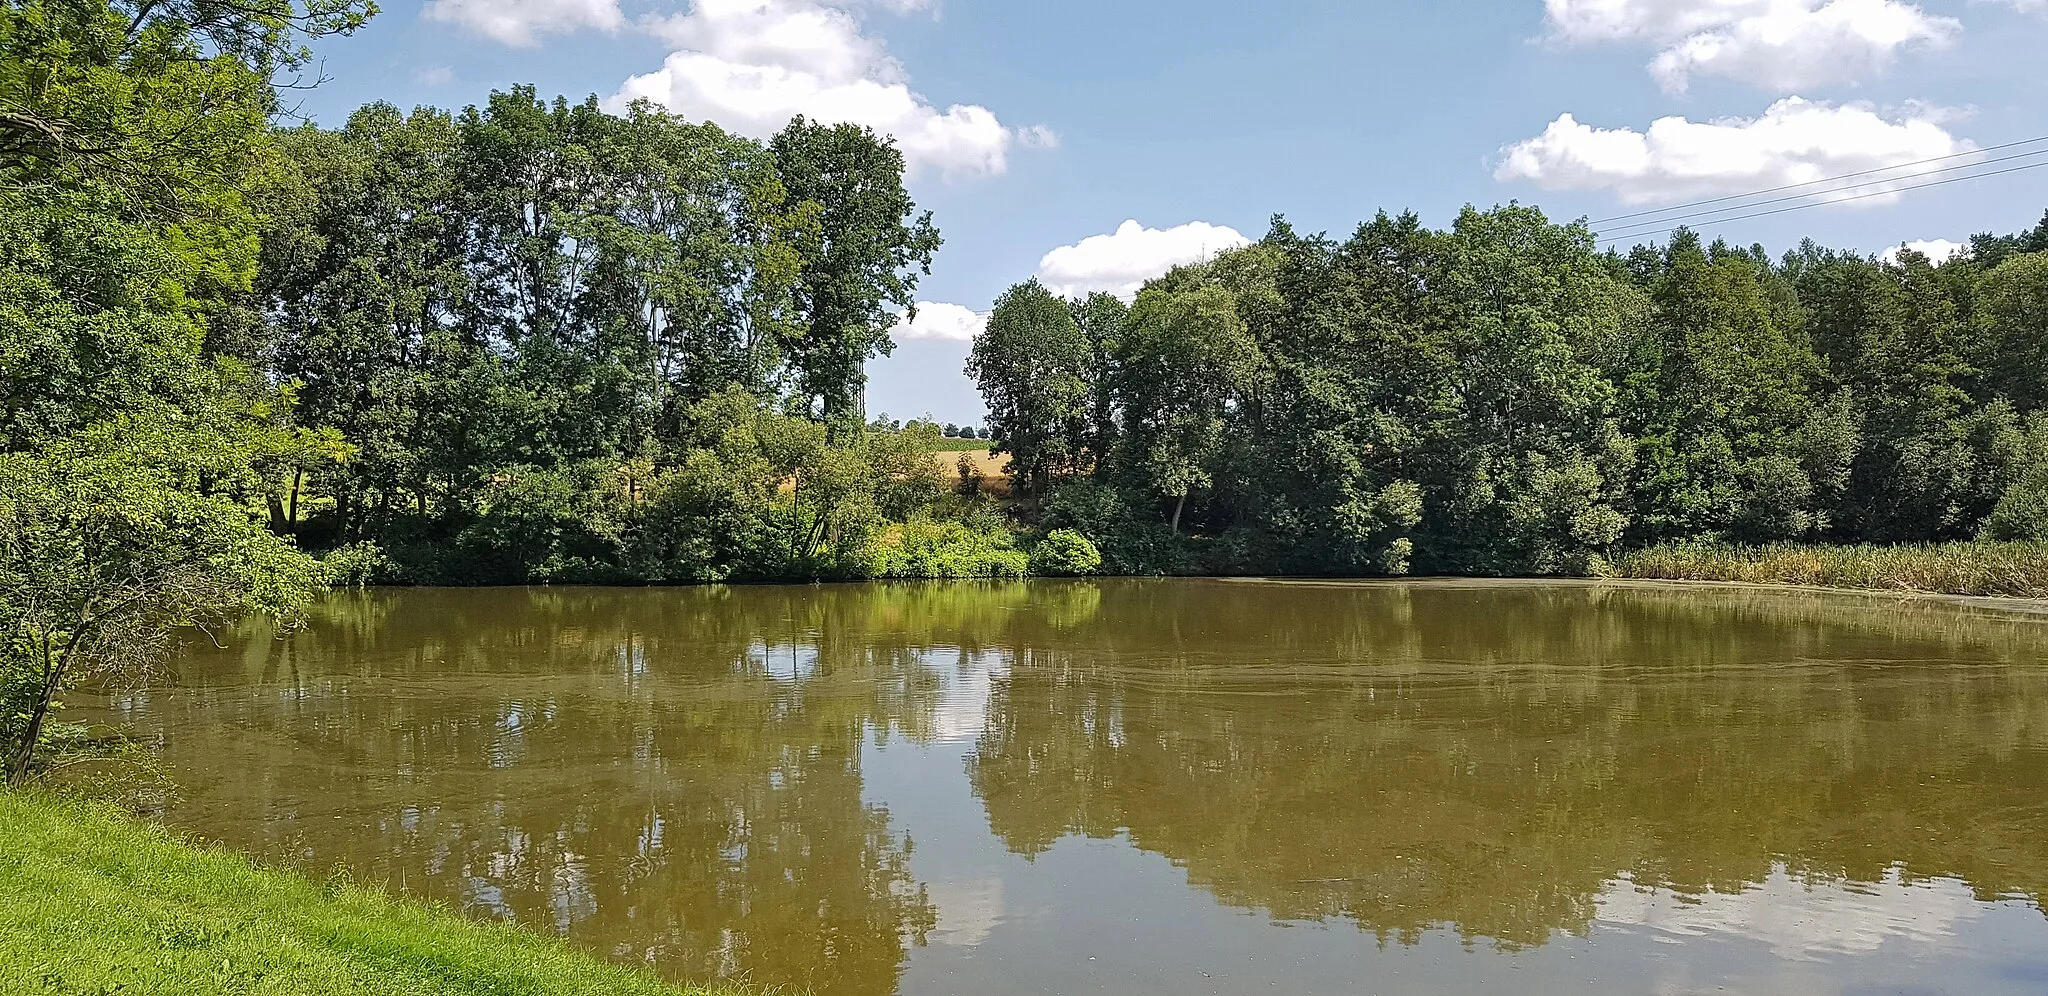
[[0, 793, 716, 995], [1614, 540, 2048, 599]]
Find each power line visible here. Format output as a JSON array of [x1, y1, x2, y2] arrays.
[[1588, 133, 2048, 226], [1596, 159, 2048, 248], [1597, 147, 2048, 242]]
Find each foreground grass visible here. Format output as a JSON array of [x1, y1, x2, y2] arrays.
[[1613, 540, 2048, 599], [0, 793, 714, 996]]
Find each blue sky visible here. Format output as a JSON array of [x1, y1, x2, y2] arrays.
[[292, 0, 2048, 424]]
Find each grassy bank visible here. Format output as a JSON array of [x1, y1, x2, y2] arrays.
[[0, 793, 713, 996], [1613, 540, 2048, 599]]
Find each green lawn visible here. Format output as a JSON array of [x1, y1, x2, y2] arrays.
[[0, 792, 717, 996], [929, 438, 995, 452]]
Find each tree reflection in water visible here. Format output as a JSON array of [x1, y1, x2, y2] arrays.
[[967, 581, 2048, 949], [95, 579, 2048, 991]]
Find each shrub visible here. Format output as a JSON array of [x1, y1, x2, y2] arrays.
[[318, 542, 390, 587], [447, 465, 630, 585], [868, 515, 1030, 579], [1031, 529, 1103, 576], [1039, 479, 1199, 576], [1984, 479, 2048, 542]]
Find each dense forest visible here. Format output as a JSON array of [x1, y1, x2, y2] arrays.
[[974, 208, 2048, 576], [225, 91, 997, 586]]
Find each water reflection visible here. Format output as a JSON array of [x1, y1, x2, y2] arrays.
[[969, 581, 2048, 951], [116, 586, 1037, 995], [94, 580, 2048, 995]]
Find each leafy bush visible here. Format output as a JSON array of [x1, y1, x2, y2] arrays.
[[318, 542, 389, 587], [1031, 529, 1103, 576], [1984, 417, 2048, 543], [446, 465, 631, 585], [1039, 479, 1201, 575], [1985, 480, 2048, 542], [868, 515, 1029, 579]]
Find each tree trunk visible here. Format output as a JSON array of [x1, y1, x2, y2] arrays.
[[288, 468, 304, 528], [1171, 494, 1187, 534], [10, 638, 69, 786]]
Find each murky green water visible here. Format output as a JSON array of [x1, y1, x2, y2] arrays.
[[94, 580, 2048, 995]]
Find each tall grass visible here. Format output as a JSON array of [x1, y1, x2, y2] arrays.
[[1613, 541, 2048, 599], [0, 793, 721, 995]]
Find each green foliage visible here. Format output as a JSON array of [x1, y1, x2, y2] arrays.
[[1030, 529, 1103, 577], [1985, 484, 2048, 543], [0, 0, 351, 781], [968, 207, 2048, 580], [1973, 251, 2048, 412], [771, 116, 941, 429], [448, 464, 633, 586], [1612, 231, 1833, 543], [869, 514, 1030, 580], [969, 279, 1092, 493], [1039, 478, 1199, 576], [232, 90, 964, 583], [0, 429, 321, 783], [13, 0, 2048, 608], [317, 541, 387, 587], [1983, 416, 2048, 542]]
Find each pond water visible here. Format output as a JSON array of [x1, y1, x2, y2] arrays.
[[92, 580, 2048, 995]]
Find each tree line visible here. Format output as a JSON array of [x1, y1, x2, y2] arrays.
[[972, 206, 2048, 576], [232, 89, 1016, 585]]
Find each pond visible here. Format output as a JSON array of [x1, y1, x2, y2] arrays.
[[91, 580, 2048, 995]]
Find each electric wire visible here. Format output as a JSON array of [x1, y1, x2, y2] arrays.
[[1596, 158, 2048, 248], [1596, 147, 2048, 242], [1588, 133, 2048, 226]]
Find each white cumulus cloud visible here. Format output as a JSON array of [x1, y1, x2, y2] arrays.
[[1545, 0, 1959, 92], [611, 0, 1046, 179], [1880, 238, 1968, 265], [1495, 97, 1972, 205], [423, 0, 623, 47], [1036, 220, 1252, 300], [892, 302, 987, 341]]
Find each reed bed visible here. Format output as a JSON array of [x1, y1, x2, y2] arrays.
[[1612, 541, 2048, 599]]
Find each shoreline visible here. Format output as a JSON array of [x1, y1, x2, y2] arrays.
[[1214, 575, 2048, 617], [334, 573, 2048, 618], [0, 794, 717, 996]]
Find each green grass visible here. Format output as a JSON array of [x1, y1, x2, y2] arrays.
[[928, 438, 995, 452], [1613, 540, 2048, 599], [0, 792, 719, 996]]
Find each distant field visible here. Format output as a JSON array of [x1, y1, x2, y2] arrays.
[[933, 449, 1013, 497], [930, 438, 996, 452]]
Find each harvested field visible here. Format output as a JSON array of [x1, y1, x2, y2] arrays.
[[935, 449, 1013, 497]]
